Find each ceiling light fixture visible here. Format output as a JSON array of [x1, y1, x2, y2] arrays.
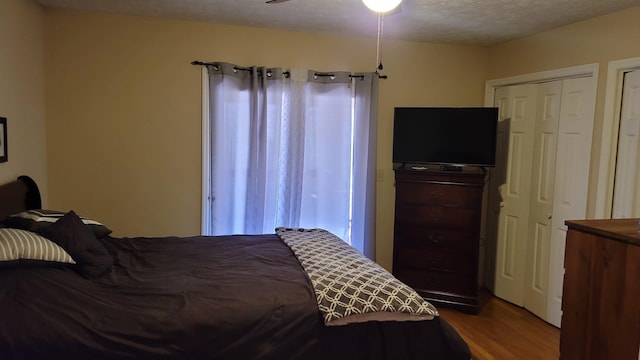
[[362, 0, 402, 13]]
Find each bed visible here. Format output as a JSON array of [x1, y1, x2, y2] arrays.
[[0, 175, 470, 359]]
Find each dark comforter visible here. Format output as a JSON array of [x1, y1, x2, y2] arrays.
[[0, 234, 469, 359]]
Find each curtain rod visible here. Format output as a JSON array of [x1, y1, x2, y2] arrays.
[[191, 61, 386, 79]]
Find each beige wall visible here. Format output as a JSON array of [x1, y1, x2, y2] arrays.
[[17, 3, 640, 270], [43, 9, 489, 269], [487, 6, 640, 217], [0, 0, 47, 199]]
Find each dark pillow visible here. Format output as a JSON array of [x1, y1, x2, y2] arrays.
[[41, 211, 113, 278], [5, 209, 112, 239]]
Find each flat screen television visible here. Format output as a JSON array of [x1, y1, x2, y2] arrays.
[[392, 107, 499, 168]]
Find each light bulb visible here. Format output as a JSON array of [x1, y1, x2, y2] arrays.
[[362, 0, 402, 13]]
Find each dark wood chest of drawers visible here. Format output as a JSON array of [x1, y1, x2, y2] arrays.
[[561, 219, 640, 360], [392, 167, 485, 314]]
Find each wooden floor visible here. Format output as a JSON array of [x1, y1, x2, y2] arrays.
[[438, 292, 560, 360]]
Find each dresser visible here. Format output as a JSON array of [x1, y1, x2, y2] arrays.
[[561, 218, 640, 360], [392, 167, 485, 314]]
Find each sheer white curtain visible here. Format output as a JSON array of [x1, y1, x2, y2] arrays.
[[201, 62, 378, 258]]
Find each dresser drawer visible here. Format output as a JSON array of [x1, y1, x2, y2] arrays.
[[394, 226, 474, 249], [395, 182, 481, 208], [394, 247, 473, 273], [395, 204, 478, 227], [394, 268, 478, 297]]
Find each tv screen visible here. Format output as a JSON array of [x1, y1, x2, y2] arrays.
[[392, 107, 499, 167]]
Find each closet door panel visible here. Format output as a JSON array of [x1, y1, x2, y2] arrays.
[[484, 93, 511, 291], [524, 81, 562, 320], [493, 84, 537, 306], [546, 76, 597, 326], [613, 70, 640, 218]]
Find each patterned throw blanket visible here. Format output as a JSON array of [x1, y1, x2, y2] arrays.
[[276, 228, 438, 326]]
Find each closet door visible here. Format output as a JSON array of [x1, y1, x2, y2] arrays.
[[484, 90, 511, 292], [489, 77, 596, 326], [492, 84, 538, 306], [546, 77, 596, 327], [612, 70, 640, 218], [523, 81, 562, 319]]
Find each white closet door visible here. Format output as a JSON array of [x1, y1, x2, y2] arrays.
[[546, 76, 596, 327], [484, 91, 511, 292], [489, 77, 596, 326], [492, 84, 538, 306], [613, 70, 640, 218], [523, 81, 562, 320]]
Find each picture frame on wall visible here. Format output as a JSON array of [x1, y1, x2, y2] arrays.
[[0, 117, 7, 163]]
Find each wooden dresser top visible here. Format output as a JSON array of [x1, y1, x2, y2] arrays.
[[565, 218, 640, 246]]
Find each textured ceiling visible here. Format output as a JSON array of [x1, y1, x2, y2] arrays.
[[36, 0, 639, 46]]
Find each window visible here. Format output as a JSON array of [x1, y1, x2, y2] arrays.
[[201, 63, 378, 258]]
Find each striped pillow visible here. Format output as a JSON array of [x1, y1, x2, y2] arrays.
[[5, 209, 112, 239], [0, 228, 75, 264]]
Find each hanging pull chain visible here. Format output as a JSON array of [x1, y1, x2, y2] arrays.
[[376, 13, 384, 72]]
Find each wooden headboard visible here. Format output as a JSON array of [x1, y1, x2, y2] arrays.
[[0, 175, 41, 220]]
